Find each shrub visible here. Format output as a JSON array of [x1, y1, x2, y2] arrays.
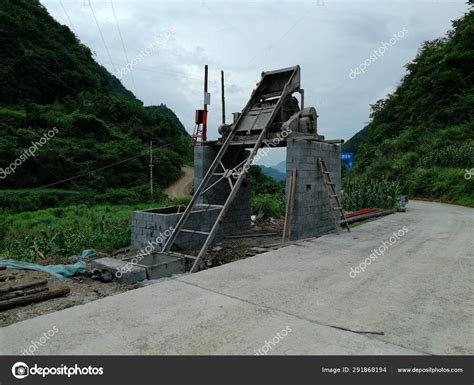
[[251, 194, 285, 218]]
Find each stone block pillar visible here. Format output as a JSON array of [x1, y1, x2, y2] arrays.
[[194, 143, 252, 235], [286, 139, 341, 240]]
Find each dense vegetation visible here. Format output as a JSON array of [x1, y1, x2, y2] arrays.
[[0, 198, 190, 261], [0, 0, 192, 196], [342, 180, 401, 212], [249, 166, 286, 218], [343, 4, 474, 206]]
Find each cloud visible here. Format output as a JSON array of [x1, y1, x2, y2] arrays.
[[42, 0, 467, 168]]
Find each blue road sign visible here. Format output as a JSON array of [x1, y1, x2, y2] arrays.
[[341, 152, 354, 169]]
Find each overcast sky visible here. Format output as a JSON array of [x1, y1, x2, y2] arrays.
[[42, 0, 468, 167]]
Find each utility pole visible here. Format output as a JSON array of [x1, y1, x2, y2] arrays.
[[203, 64, 208, 142], [221, 70, 225, 125], [149, 141, 153, 198], [192, 65, 210, 144]]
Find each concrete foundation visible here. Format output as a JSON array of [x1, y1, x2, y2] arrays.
[[131, 204, 223, 251], [286, 139, 341, 240]]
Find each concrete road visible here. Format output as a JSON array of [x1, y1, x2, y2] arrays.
[[1, 201, 472, 355]]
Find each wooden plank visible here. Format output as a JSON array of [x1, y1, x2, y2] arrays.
[[282, 168, 297, 242], [282, 172, 293, 242], [264, 236, 318, 248], [0, 286, 48, 302], [224, 232, 278, 239], [0, 275, 16, 282], [0, 286, 70, 312], [180, 229, 210, 235], [0, 279, 48, 294], [165, 251, 197, 260]]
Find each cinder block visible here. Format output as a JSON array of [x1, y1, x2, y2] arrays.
[[91, 257, 147, 284]]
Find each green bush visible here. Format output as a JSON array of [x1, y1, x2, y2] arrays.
[[0, 189, 85, 213], [251, 194, 285, 218], [404, 167, 473, 203]]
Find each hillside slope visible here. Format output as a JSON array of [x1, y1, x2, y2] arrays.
[[259, 165, 285, 181], [0, 0, 191, 196], [344, 4, 474, 206]]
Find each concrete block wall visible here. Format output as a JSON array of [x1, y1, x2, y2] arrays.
[[131, 205, 223, 251], [194, 144, 252, 235], [286, 139, 341, 240]]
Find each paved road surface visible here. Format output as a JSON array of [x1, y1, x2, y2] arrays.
[[1, 201, 472, 355]]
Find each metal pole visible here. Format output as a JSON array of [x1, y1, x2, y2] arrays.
[[203, 64, 208, 142], [149, 141, 153, 197], [221, 70, 225, 125]]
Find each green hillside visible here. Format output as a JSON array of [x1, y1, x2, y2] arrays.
[[0, 0, 191, 199], [259, 165, 286, 181], [344, 3, 474, 206]]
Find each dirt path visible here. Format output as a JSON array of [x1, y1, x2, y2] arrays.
[[164, 165, 194, 199]]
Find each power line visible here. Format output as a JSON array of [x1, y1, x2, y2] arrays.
[[87, 0, 117, 73], [58, 0, 77, 35], [110, 58, 204, 82], [16, 139, 182, 194], [110, 0, 138, 94], [246, 12, 311, 67]]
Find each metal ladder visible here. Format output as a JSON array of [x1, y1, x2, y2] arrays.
[[318, 158, 350, 234], [162, 67, 301, 272]]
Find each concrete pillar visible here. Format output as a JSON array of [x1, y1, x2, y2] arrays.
[[286, 139, 341, 240], [194, 143, 252, 235]]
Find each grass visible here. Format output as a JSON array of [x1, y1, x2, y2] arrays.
[[251, 194, 285, 218], [404, 167, 474, 207], [0, 198, 189, 262]]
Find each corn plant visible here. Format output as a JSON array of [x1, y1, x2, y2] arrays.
[[342, 180, 401, 211], [420, 141, 474, 168]]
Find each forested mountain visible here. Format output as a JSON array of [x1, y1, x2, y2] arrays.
[[344, 3, 473, 205], [0, 0, 191, 194]]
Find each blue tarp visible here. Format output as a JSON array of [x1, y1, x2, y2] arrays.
[[68, 249, 96, 261], [0, 249, 96, 280], [0, 259, 87, 280]]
